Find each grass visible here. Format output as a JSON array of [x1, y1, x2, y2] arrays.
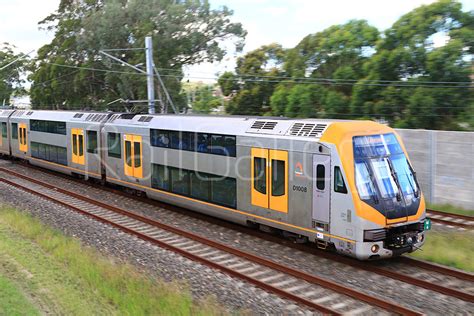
[[428, 203, 474, 217], [409, 231, 474, 272], [0, 275, 39, 315], [0, 205, 223, 315]]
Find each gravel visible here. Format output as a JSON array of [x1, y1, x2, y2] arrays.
[[1, 160, 473, 314], [0, 181, 314, 315]]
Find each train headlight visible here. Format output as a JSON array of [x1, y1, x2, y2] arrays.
[[407, 237, 413, 245], [417, 234, 424, 243], [371, 244, 379, 253]]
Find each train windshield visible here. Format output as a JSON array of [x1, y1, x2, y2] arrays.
[[353, 133, 419, 203]]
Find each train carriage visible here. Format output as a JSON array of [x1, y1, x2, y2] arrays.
[[0, 109, 428, 260], [0, 110, 16, 155]]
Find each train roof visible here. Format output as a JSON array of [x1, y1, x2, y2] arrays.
[[3, 110, 390, 142]]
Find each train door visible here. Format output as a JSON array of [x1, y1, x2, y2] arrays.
[[124, 134, 143, 179], [251, 148, 288, 213], [312, 154, 331, 225], [71, 128, 85, 165], [18, 123, 28, 152]]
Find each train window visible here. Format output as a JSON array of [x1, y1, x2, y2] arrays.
[[181, 132, 194, 151], [170, 167, 190, 195], [196, 133, 210, 153], [151, 164, 170, 190], [225, 136, 236, 157], [190, 172, 210, 201], [334, 167, 348, 194], [72, 135, 78, 155], [31, 142, 67, 166], [150, 129, 170, 148], [271, 160, 285, 197], [134, 142, 141, 168], [78, 134, 84, 156], [38, 143, 46, 159], [30, 120, 66, 135], [211, 176, 236, 208], [125, 140, 132, 167], [107, 133, 121, 158], [1, 122, 7, 137], [169, 131, 181, 149], [209, 134, 236, 156], [49, 145, 58, 163], [58, 147, 67, 166], [254, 157, 267, 194], [31, 142, 39, 157], [11, 123, 18, 139], [87, 130, 98, 154], [210, 134, 225, 155], [316, 165, 325, 190]]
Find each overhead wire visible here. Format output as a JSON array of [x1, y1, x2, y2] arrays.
[[29, 60, 472, 118], [38, 62, 473, 88], [159, 66, 473, 85]]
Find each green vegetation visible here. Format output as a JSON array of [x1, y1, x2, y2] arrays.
[[2, 0, 472, 129], [221, 0, 473, 130], [183, 82, 223, 114], [28, 0, 246, 111], [428, 203, 474, 217], [409, 231, 474, 272], [0, 43, 28, 104], [0, 275, 39, 315], [0, 205, 222, 315]]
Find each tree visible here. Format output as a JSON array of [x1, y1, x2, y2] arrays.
[[29, 0, 246, 110], [0, 43, 28, 105], [284, 20, 379, 81], [273, 20, 379, 119], [323, 90, 350, 119], [186, 84, 222, 114], [352, 0, 474, 128], [217, 71, 239, 96], [220, 43, 285, 115], [270, 84, 289, 116]]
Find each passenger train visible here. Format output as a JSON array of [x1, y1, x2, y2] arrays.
[[0, 109, 429, 260]]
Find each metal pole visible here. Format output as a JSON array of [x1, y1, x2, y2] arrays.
[[145, 36, 155, 114]]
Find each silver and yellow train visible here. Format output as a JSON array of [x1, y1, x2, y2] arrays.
[[0, 109, 429, 260]]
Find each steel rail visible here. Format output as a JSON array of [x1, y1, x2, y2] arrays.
[[0, 177, 338, 315], [395, 257, 474, 283], [293, 245, 474, 302], [0, 168, 421, 316], [426, 209, 473, 229], [2, 164, 472, 303]]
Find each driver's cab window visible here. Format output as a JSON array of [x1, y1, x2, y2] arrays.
[[334, 166, 348, 194]]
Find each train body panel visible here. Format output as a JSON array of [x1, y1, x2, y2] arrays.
[[0, 110, 15, 155], [0, 110, 428, 260]]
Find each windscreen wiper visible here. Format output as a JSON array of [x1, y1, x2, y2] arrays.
[[386, 158, 402, 202], [408, 165, 420, 198], [363, 161, 379, 205]]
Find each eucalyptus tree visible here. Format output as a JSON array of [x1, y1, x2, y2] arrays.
[[30, 0, 246, 110], [0, 43, 28, 105], [352, 0, 474, 129]]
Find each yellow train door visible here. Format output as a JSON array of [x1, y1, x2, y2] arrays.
[[71, 128, 85, 165], [124, 134, 143, 179], [19, 123, 28, 152], [251, 148, 288, 213]]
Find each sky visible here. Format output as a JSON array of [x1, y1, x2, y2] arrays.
[[1, 0, 473, 82]]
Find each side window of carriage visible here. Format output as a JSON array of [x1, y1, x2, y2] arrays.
[[334, 166, 348, 194]]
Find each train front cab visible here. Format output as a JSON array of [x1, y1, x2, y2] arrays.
[[321, 121, 428, 260]]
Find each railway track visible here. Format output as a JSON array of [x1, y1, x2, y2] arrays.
[[0, 168, 421, 315], [426, 209, 474, 230], [1, 162, 473, 310]]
